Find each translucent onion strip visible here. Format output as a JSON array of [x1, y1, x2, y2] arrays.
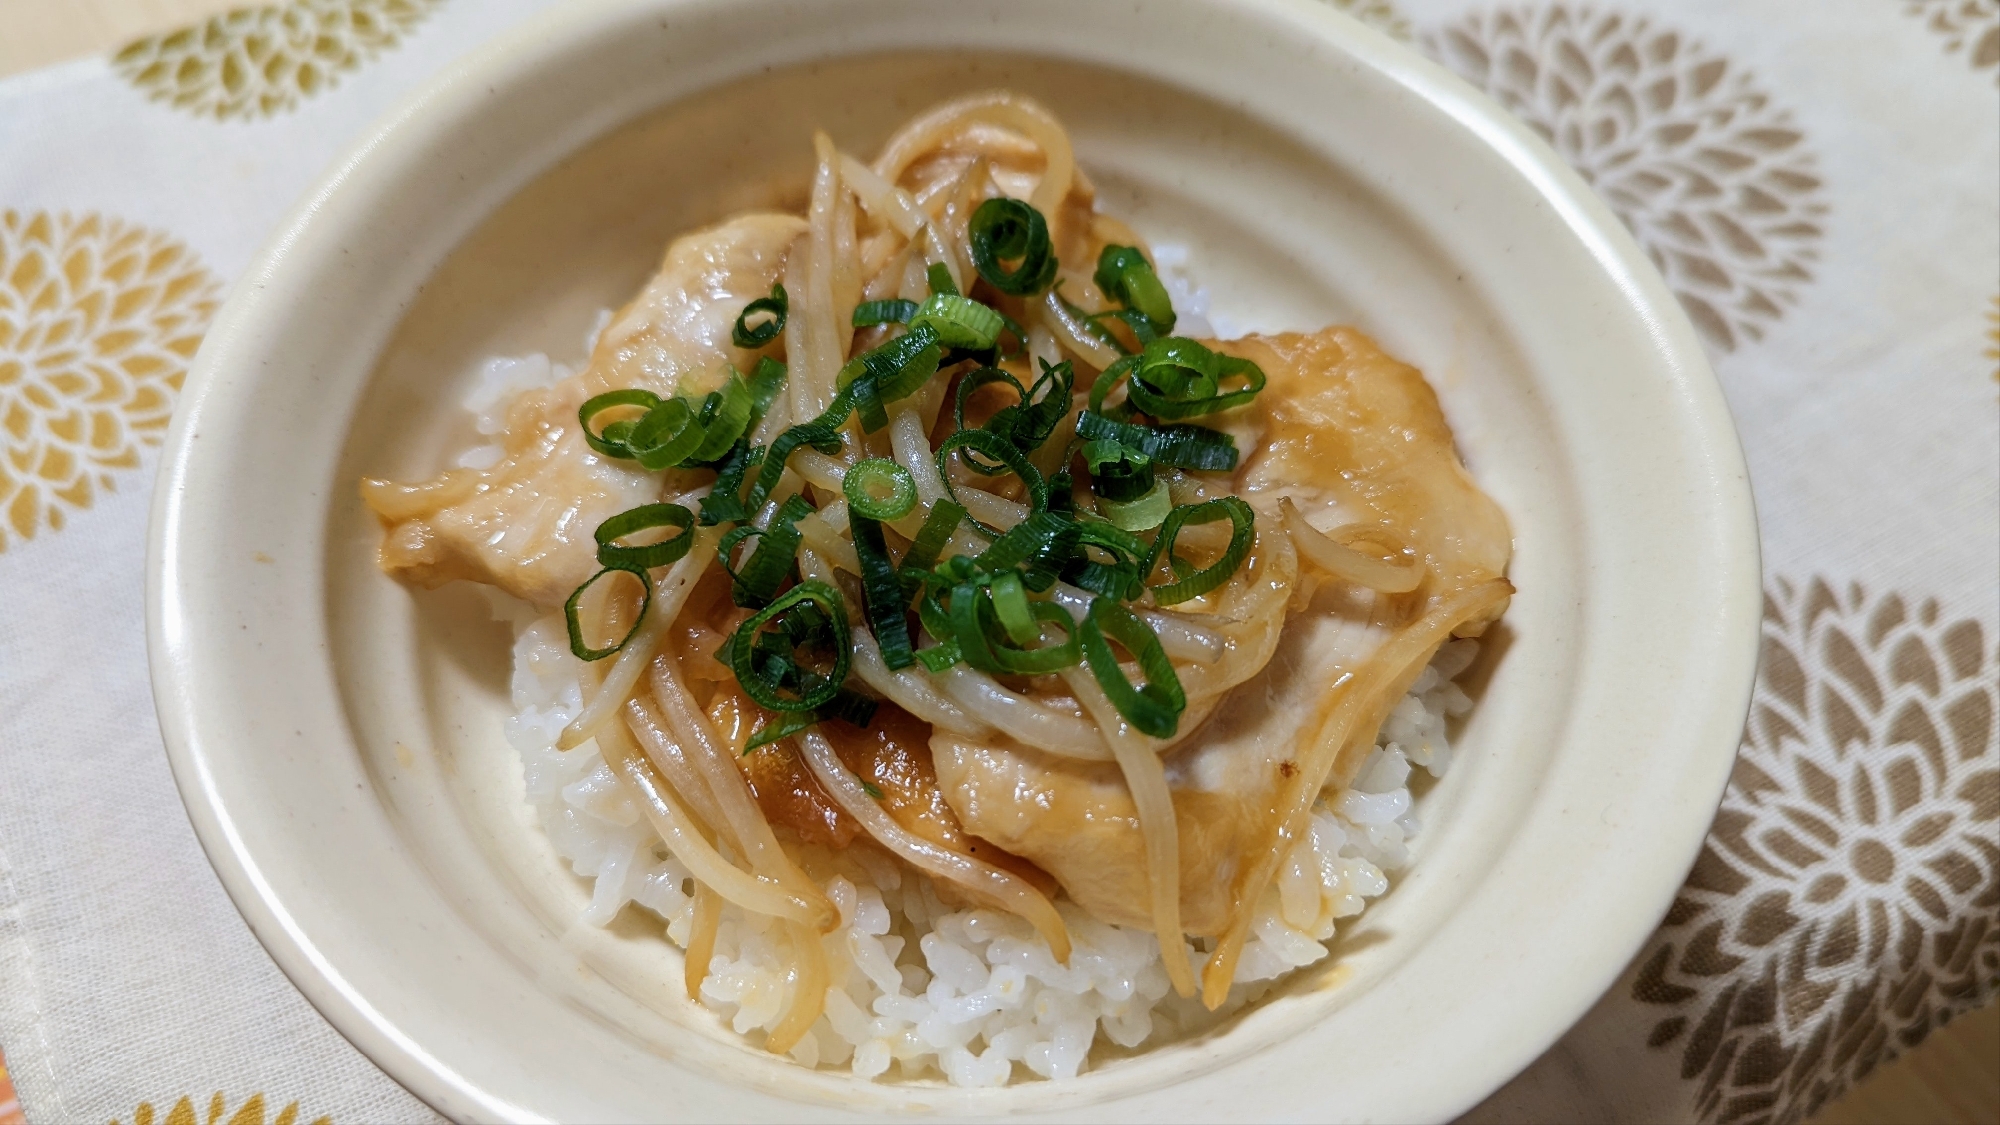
[[798, 729, 1072, 963], [1200, 579, 1515, 1008], [560, 525, 721, 750], [935, 665, 1113, 759], [768, 920, 830, 1055], [1039, 290, 1122, 371], [872, 92, 1075, 228], [595, 709, 822, 926], [1061, 666, 1195, 997], [649, 653, 836, 929], [1280, 498, 1424, 594]]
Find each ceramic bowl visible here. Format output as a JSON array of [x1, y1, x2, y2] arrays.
[[147, 0, 1761, 1119]]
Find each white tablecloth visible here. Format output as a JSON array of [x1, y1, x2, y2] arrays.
[[0, 1, 1992, 1121]]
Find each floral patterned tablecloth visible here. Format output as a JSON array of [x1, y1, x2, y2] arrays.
[[0, 1, 1991, 1121]]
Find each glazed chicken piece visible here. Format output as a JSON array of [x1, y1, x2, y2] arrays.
[[361, 214, 807, 608], [931, 328, 1513, 934]]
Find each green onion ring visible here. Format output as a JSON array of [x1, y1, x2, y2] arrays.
[[901, 499, 966, 574], [564, 565, 650, 662], [1093, 245, 1177, 333], [987, 570, 1038, 646], [578, 388, 662, 459], [1126, 337, 1266, 420], [593, 503, 696, 570], [968, 198, 1059, 296], [731, 283, 788, 348], [980, 597, 1082, 675], [852, 298, 918, 327], [1073, 410, 1239, 472], [1080, 597, 1184, 738], [927, 261, 959, 298], [843, 458, 918, 521], [729, 580, 852, 713], [1145, 496, 1256, 606], [935, 429, 1048, 512], [1099, 481, 1172, 532], [909, 293, 1005, 350]]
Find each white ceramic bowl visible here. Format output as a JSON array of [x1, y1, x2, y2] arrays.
[[147, 0, 1761, 1120]]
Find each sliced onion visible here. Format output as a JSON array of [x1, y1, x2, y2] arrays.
[[1061, 667, 1195, 997], [595, 710, 822, 927], [560, 524, 720, 750], [1280, 497, 1424, 594], [799, 730, 1071, 963], [1201, 578, 1514, 1008]]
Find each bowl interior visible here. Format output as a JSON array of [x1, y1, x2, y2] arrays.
[[155, 2, 1757, 1121], [331, 46, 1570, 1111]]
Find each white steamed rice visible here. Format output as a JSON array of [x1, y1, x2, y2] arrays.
[[505, 614, 1475, 1085], [474, 288, 1477, 1085]]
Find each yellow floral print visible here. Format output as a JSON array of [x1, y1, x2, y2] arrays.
[[115, 1092, 329, 1125], [0, 210, 220, 552], [112, 0, 445, 121]]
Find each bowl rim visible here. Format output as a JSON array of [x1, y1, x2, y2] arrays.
[[147, 0, 1762, 1120]]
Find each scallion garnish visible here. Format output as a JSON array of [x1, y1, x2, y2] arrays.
[[1093, 245, 1177, 333], [1098, 481, 1172, 532], [1080, 597, 1185, 738], [921, 262, 956, 299], [1063, 519, 1149, 601], [968, 198, 1058, 296], [837, 322, 944, 432], [728, 580, 853, 713], [851, 513, 917, 670], [564, 564, 649, 662], [901, 499, 966, 574], [843, 458, 918, 521], [936, 429, 1048, 513], [909, 293, 1005, 350], [593, 502, 697, 570], [1074, 410, 1239, 472], [1144, 496, 1256, 605], [731, 283, 788, 348], [1082, 438, 1155, 503], [1125, 337, 1266, 420], [852, 299, 919, 327], [723, 494, 814, 608]]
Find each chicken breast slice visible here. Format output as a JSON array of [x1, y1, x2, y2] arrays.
[[931, 327, 1512, 934], [362, 213, 808, 608]]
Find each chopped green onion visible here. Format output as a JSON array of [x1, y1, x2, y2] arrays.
[[1126, 337, 1266, 420], [1093, 245, 1177, 333], [744, 710, 819, 751], [852, 298, 919, 327], [1145, 496, 1256, 605], [968, 198, 1059, 296], [952, 360, 1075, 472], [838, 323, 944, 432], [745, 357, 789, 422], [725, 494, 813, 607], [1080, 597, 1185, 738], [626, 396, 704, 470], [731, 283, 788, 348], [564, 565, 650, 662], [593, 503, 696, 570], [973, 510, 1074, 574], [910, 293, 1005, 350], [901, 500, 966, 574], [944, 580, 1081, 676], [1063, 518, 1149, 601], [1088, 353, 1140, 417], [742, 417, 843, 518], [936, 429, 1048, 512], [698, 443, 766, 525], [987, 570, 1038, 646], [843, 458, 918, 521], [686, 376, 755, 464], [851, 513, 917, 669], [1082, 437, 1155, 503], [579, 389, 662, 459], [729, 580, 852, 713], [1099, 481, 1172, 532], [1074, 410, 1239, 472], [927, 261, 959, 298]]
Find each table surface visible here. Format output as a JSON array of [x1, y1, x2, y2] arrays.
[[0, 2, 1992, 1124]]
